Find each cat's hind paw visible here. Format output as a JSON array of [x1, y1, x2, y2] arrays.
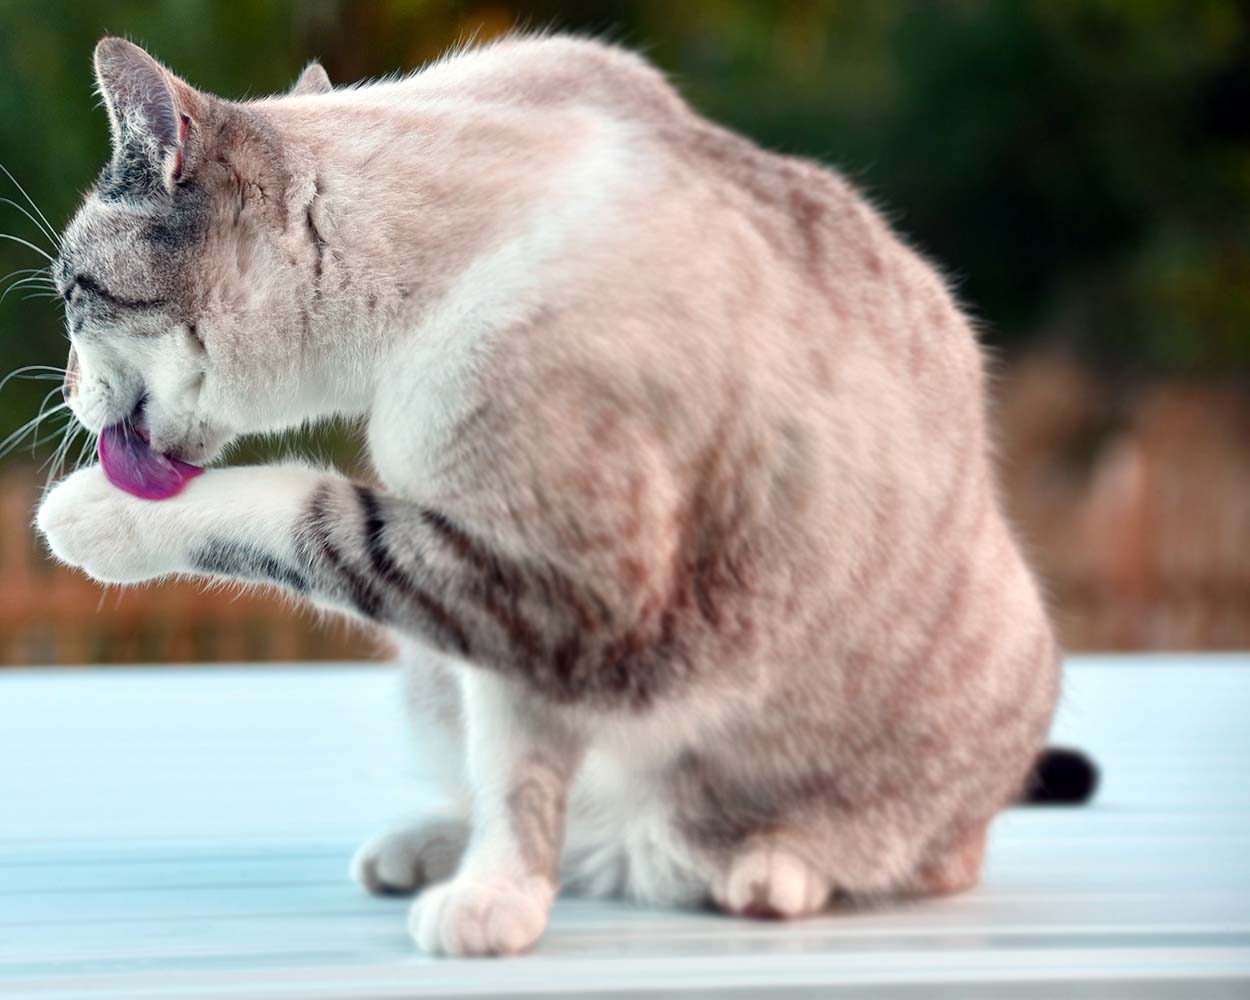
[[712, 844, 833, 919]]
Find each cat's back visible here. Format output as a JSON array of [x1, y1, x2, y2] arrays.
[[352, 32, 971, 383], [404, 36, 993, 544], [481, 38, 981, 396], [361, 34, 690, 124]]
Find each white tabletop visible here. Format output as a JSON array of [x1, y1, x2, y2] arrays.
[[1, 655, 1248, 998]]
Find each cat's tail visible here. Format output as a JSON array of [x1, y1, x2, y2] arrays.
[[1020, 746, 1099, 804]]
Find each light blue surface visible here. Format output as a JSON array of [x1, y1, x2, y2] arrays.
[[2, 655, 1249, 997]]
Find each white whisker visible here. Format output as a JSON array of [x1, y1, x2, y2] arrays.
[[4, 281, 57, 297], [72, 426, 97, 473], [3, 269, 50, 283], [0, 232, 55, 263], [3, 275, 60, 302], [0, 397, 71, 459], [0, 198, 60, 253], [0, 266, 51, 289], [0, 385, 65, 449], [32, 412, 73, 451], [33, 382, 63, 421], [45, 416, 84, 481], [45, 433, 72, 481], [0, 162, 61, 251], [0, 364, 67, 397], [43, 418, 71, 478]]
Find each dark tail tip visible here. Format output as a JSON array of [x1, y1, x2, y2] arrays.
[[1021, 746, 1099, 805]]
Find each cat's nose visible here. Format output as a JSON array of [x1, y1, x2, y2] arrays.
[[62, 346, 79, 403]]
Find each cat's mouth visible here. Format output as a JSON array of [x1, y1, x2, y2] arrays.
[[98, 404, 204, 500]]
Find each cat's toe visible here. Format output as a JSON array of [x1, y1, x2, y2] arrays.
[[713, 845, 832, 919], [350, 818, 467, 896], [408, 876, 552, 956]]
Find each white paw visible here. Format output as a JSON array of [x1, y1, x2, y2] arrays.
[[35, 466, 178, 583], [351, 818, 468, 896], [408, 875, 552, 957], [713, 845, 832, 919]]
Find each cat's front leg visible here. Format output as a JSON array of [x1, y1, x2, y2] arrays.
[[36, 463, 323, 585], [409, 671, 582, 957], [40, 466, 583, 955]]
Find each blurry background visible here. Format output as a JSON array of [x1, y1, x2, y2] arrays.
[[0, 0, 1247, 664]]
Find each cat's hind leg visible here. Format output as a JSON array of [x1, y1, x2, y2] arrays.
[[707, 816, 991, 918], [908, 823, 989, 897], [710, 839, 834, 919]]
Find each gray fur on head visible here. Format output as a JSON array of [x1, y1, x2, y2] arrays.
[[55, 38, 317, 461]]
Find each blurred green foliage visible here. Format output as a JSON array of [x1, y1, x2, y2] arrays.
[[1, 0, 1247, 455]]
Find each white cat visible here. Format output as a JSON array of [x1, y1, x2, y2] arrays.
[[37, 36, 1066, 956]]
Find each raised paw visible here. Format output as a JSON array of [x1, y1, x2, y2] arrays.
[[350, 818, 468, 896], [408, 875, 553, 957], [712, 845, 833, 919], [36, 465, 178, 583]]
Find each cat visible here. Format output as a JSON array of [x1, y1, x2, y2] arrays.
[[36, 35, 1067, 956]]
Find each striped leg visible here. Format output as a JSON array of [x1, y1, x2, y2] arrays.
[[171, 469, 566, 667], [40, 463, 666, 709], [156, 465, 596, 954], [40, 463, 602, 954], [139, 465, 592, 954]]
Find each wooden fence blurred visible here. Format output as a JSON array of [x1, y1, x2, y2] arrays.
[[994, 357, 1250, 650], [0, 468, 377, 665], [1, 355, 1247, 665]]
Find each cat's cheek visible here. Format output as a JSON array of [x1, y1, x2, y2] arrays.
[[36, 466, 183, 584]]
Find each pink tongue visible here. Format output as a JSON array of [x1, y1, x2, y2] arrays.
[[98, 423, 203, 500]]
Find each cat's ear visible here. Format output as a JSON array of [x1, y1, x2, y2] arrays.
[[93, 37, 202, 191], [290, 61, 332, 97]]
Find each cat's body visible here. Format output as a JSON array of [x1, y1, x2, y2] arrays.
[[36, 35, 1060, 955]]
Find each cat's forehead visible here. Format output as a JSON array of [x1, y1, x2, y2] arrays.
[[59, 183, 209, 292], [63, 194, 151, 249], [58, 198, 156, 291]]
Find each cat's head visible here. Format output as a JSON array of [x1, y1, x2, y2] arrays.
[[54, 38, 333, 464]]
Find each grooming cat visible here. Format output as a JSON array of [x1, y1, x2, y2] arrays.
[[36, 36, 1067, 956]]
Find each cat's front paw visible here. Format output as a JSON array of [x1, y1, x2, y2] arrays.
[[36, 466, 179, 583], [351, 818, 468, 896], [408, 875, 553, 957]]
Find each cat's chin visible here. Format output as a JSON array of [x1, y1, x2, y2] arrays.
[[146, 426, 233, 469], [177, 436, 232, 467]]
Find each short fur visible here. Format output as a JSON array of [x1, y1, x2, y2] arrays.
[[37, 35, 1061, 956]]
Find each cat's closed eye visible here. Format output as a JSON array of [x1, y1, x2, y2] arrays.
[[64, 273, 165, 312]]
